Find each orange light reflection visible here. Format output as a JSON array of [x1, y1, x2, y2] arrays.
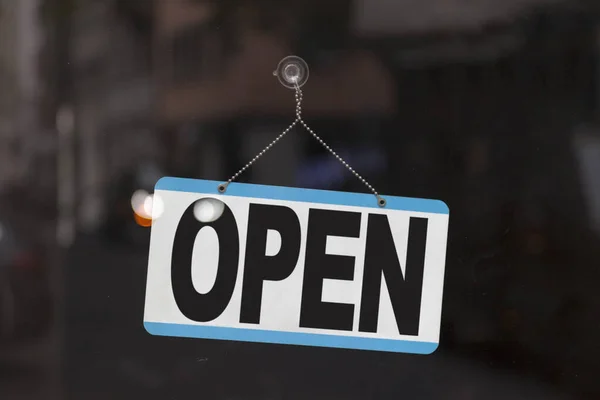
[[133, 211, 152, 227]]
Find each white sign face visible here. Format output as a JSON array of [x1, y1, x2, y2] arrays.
[[144, 177, 449, 354]]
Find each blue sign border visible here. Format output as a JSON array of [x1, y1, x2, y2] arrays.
[[144, 322, 438, 354], [155, 177, 449, 214], [146, 176, 447, 354]]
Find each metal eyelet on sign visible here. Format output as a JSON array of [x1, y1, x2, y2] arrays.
[[217, 184, 227, 193], [378, 197, 386, 208]]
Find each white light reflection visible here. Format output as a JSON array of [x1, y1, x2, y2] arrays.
[[131, 189, 165, 221], [193, 198, 225, 223], [144, 193, 165, 219], [131, 189, 149, 213]]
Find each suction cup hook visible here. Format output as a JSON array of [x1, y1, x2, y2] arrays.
[[273, 55, 309, 89]]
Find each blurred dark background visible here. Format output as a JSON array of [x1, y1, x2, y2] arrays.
[[1, 0, 600, 398]]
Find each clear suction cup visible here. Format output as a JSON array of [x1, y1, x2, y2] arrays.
[[273, 55, 309, 89]]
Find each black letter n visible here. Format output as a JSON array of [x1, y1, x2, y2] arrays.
[[359, 215, 428, 336]]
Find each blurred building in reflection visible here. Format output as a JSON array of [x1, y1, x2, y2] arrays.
[[153, 0, 600, 395], [355, 0, 564, 35], [0, 0, 43, 194], [573, 125, 600, 234], [65, 1, 156, 231], [154, 0, 396, 185]]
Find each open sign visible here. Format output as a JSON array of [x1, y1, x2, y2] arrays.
[[144, 177, 449, 354]]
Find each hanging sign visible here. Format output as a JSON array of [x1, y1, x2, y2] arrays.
[[144, 177, 449, 354]]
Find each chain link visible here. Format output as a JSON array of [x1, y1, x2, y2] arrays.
[[219, 83, 386, 207]]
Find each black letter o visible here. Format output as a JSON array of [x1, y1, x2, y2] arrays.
[[171, 198, 239, 322]]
